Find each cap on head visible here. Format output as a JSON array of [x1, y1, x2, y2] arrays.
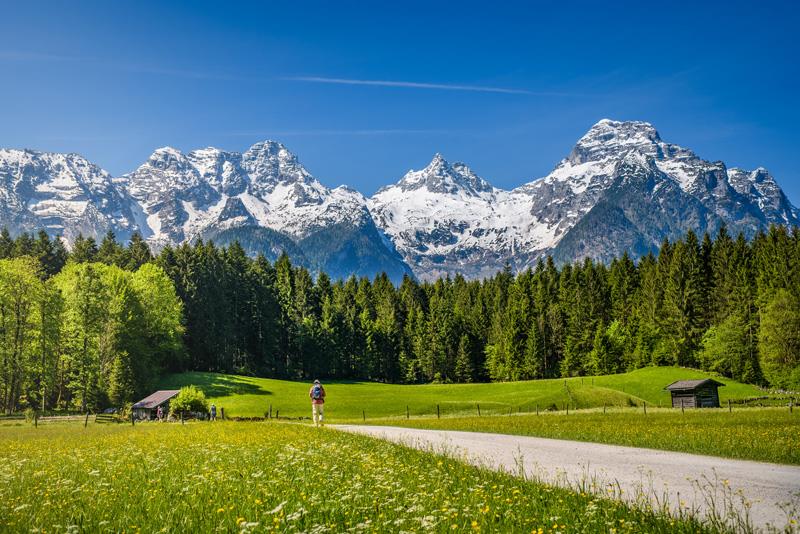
[[314, 379, 320, 384]]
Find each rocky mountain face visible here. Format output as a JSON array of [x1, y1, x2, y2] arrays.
[[371, 119, 799, 278], [117, 141, 412, 282], [0, 119, 797, 281], [0, 149, 138, 242]]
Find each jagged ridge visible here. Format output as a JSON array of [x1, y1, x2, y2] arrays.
[[0, 119, 796, 281]]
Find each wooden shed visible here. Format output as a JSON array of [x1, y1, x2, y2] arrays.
[[132, 390, 180, 420], [665, 379, 724, 408]]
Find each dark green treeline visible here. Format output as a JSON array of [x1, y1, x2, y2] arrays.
[[1, 224, 799, 413]]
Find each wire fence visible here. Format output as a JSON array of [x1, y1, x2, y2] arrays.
[[1, 396, 795, 427]]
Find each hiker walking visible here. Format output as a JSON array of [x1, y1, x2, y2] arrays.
[[210, 403, 217, 421], [156, 405, 163, 422], [309, 379, 326, 426]]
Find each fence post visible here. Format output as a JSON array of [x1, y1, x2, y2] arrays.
[[406, 405, 409, 419], [566, 404, 569, 415], [643, 401, 647, 415], [728, 399, 732, 413], [131, 412, 135, 426], [34, 412, 38, 428], [681, 399, 684, 414], [536, 404, 539, 416], [221, 407, 225, 420], [362, 410, 366, 422], [276, 409, 279, 419], [437, 404, 440, 419], [181, 412, 184, 425], [84, 412, 89, 428], [269, 404, 272, 419], [790, 400, 793, 413], [477, 403, 481, 417], [603, 404, 606, 414]]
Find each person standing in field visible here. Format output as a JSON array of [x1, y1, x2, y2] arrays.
[[309, 380, 326, 426], [210, 403, 217, 421]]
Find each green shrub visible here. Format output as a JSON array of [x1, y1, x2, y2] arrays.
[[23, 408, 36, 424], [170, 385, 209, 416], [119, 402, 133, 420]]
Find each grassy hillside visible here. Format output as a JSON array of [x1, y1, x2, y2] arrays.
[[157, 366, 765, 420]]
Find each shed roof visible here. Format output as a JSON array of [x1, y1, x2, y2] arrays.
[[664, 379, 725, 391], [132, 390, 180, 409]]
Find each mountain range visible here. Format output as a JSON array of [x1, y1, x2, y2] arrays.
[[1, 119, 797, 281]]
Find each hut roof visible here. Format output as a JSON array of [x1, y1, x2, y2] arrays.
[[132, 390, 180, 409], [664, 379, 725, 392]]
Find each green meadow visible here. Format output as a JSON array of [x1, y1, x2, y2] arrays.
[[0, 422, 719, 533], [157, 366, 767, 420], [373, 408, 800, 465]]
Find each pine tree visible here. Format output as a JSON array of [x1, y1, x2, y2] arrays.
[[108, 351, 135, 405], [97, 231, 124, 266], [454, 334, 474, 383], [0, 228, 13, 259], [521, 321, 543, 379], [71, 235, 98, 263]]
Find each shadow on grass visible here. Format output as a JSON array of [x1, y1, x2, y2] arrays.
[[162, 372, 272, 398]]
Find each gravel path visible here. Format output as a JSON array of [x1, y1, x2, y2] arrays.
[[334, 425, 800, 531]]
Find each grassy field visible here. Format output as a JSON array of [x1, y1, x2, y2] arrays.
[[0, 421, 723, 533], [157, 366, 767, 420], [371, 408, 800, 465]]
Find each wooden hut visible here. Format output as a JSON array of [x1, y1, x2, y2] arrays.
[[665, 379, 724, 408], [132, 390, 180, 420]]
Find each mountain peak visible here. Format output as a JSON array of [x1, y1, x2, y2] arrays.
[[392, 154, 494, 196], [150, 146, 184, 158], [141, 146, 195, 177], [246, 139, 287, 152], [568, 119, 664, 165]]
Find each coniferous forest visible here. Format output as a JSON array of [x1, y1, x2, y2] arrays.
[[0, 224, 799, 414]]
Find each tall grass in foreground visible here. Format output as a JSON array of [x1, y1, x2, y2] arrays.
[[0, 422, 717, 533], [371, 408, 800, 465]]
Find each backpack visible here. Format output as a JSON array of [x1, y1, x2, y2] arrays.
[[312, 385, 322, 400]]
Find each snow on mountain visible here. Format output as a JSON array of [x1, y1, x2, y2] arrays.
[[0, 119, 797, 281], [117, 140, 412, 281], [369, 119, 800, 278], [0, 148, 139, 242], [119, 141, 371, 246], [370, 154, 520, 279]]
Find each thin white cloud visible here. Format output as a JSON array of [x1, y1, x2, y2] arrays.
[[281, 76, 537, 95], [222, 128, 464, 137]]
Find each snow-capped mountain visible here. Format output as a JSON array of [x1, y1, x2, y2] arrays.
[[369, 154, 515, 280], [531, 119, 799, 265], [117, 141, 412, 281], [121, 142, 364, 243], [0, 119, 797, 281], [0, 149, 138, 242], [369, 119, 799, 279]]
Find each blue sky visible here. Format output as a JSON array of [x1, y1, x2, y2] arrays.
[[1, 0, 799, 203]]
